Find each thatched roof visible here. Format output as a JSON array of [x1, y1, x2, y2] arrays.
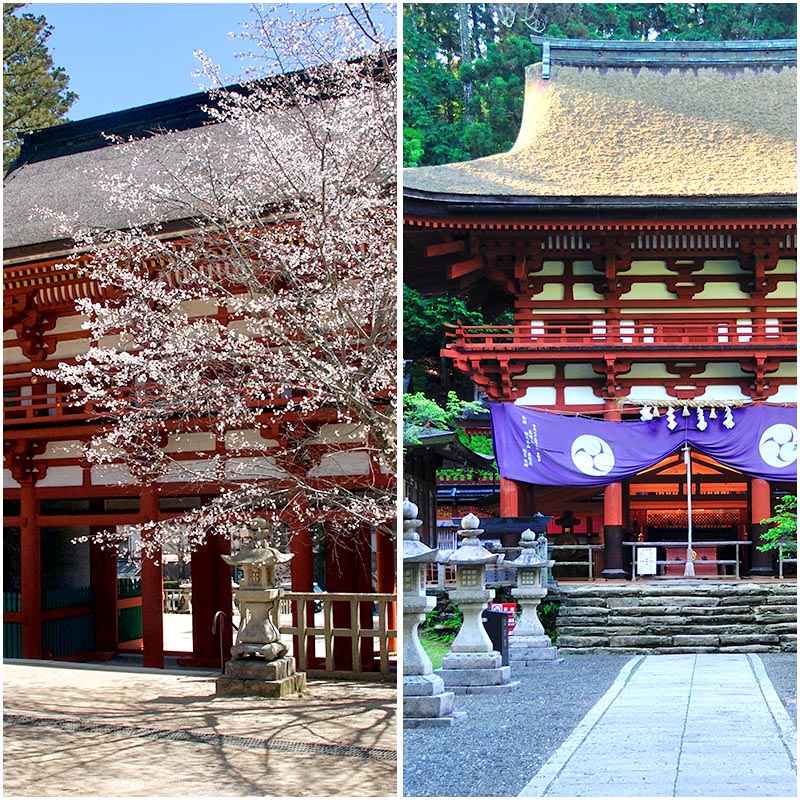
[[404, 38, 796, 207], [4, 52, 396, 261]]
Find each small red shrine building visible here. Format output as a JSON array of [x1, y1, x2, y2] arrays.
[[4, 85, 395, 668], [404, 38, 796, 578]]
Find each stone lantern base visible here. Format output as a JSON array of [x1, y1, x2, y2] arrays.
[[436, 651, 520, 694], [403, 674, 466, 727], [216, 655, 307, 698], [509, 635, 562, 666]]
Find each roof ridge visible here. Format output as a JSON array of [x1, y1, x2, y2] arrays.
[[531, 36, 797, 75]]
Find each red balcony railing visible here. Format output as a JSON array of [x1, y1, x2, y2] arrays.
[[444, 316, 797, 353]]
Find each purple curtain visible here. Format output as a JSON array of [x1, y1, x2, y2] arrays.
[[490, 404, 797, 486]]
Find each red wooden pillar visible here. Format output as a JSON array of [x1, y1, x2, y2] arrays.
[[326, 526, 354, 670], [184, 531, 232, 667], [325, 522, 373, 670], [601, 403, 627, 579], [355, 523, 374, 669], [749, 478, 774, 577], [290, 523, 317, 667], [140, 488, 164, 668], [375, 526, 396, 653], [500, 477, 521, 516], [90, 536, 119, 654], [19, 481, 42, 659]]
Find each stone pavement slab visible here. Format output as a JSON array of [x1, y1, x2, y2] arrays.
[[3, 660, 396, 797], [518, 654, 796, 798]]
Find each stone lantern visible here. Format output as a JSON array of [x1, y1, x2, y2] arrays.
[[437, 513, 519, 694], [216, 519, 306, 697], [402, 498, 464, 726], [508, 527, 560, 664]]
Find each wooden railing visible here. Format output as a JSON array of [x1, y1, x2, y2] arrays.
[[625, 540, 752, 580], [2, 379, 300, 428], [274, 592, 396, 680], [444, 317, 797, 352]]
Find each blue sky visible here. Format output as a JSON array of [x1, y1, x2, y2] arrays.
[[30, 3, 397, 121]]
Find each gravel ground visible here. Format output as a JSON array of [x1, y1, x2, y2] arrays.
[[403, 654, 631, 798], [760, 652, 797, 718], [402, 652, 797, 798]]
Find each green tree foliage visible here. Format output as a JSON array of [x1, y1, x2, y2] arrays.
[[403, 283, 485, 359], [404, 389, 485, 433], [3, 3, 77, 172], [757, 495, 797, 556], [404, 3, 797, 166]]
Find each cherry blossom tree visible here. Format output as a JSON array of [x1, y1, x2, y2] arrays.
[[40, 4, 397, 554]]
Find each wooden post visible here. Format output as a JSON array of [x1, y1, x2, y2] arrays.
[[185, 532, 232, 667], [20, 482, 42, 659], [500, 477, 521, 517], [601, 402, 627, 579], [90, 533, 119, 654], [355, 523, 374, 669], [140, 488, 163, 668], [375, 526, 396, 653], [325, 524, 362, 671], [749, 478, 774, 577], [290, 522, 317, 667]]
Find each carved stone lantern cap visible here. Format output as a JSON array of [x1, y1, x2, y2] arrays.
[[221, 519, 294, 589], [447, 512, 497, 566], [507, 527, 554, 568], [403, 497, 438, 563]]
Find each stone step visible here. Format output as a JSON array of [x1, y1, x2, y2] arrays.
[[552, 581, 796, 654]]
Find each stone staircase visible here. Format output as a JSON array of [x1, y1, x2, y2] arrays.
[[550, 581, 797, 654]]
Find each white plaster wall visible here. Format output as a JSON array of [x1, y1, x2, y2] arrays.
[[513, 364, 556, 381], [36, 466, 84, 487], [514, 386, 557, 405], [694, 282, 750, 300], [163, 432, 216, 453], [308, 450, 371, 476], [770, 385, 797, 403], [225, 457, 287, 480], [224, 430, 279, 450], [773, 258, 796, 274], [627, 260, 670, 275], [91, 464, 136, 485], [3, 470, 21, 489], [692, 385, 750, 403], [34, 440, 84, 460], [158, 459, 220, 482], [311, 423, 367, 444], [620, 283, 676, 301], [765, 281, 797, 299], [563, 386, 604, 405], [573, 283, 604, 300], [52, 315, 87, 334], [3, 347, 28, 365], [52, 339, 90, 359], [179, 299, 218, 317]]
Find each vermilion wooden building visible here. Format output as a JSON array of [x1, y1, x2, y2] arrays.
[[404, 38, 796, 578], [4, 88, 395, 669]]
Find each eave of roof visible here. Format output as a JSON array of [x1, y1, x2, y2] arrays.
[[404, 425, 495, 471]]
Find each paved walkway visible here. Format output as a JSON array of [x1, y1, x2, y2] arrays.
[[3, 660, 396, 797], [518, 653, 797, 797]]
